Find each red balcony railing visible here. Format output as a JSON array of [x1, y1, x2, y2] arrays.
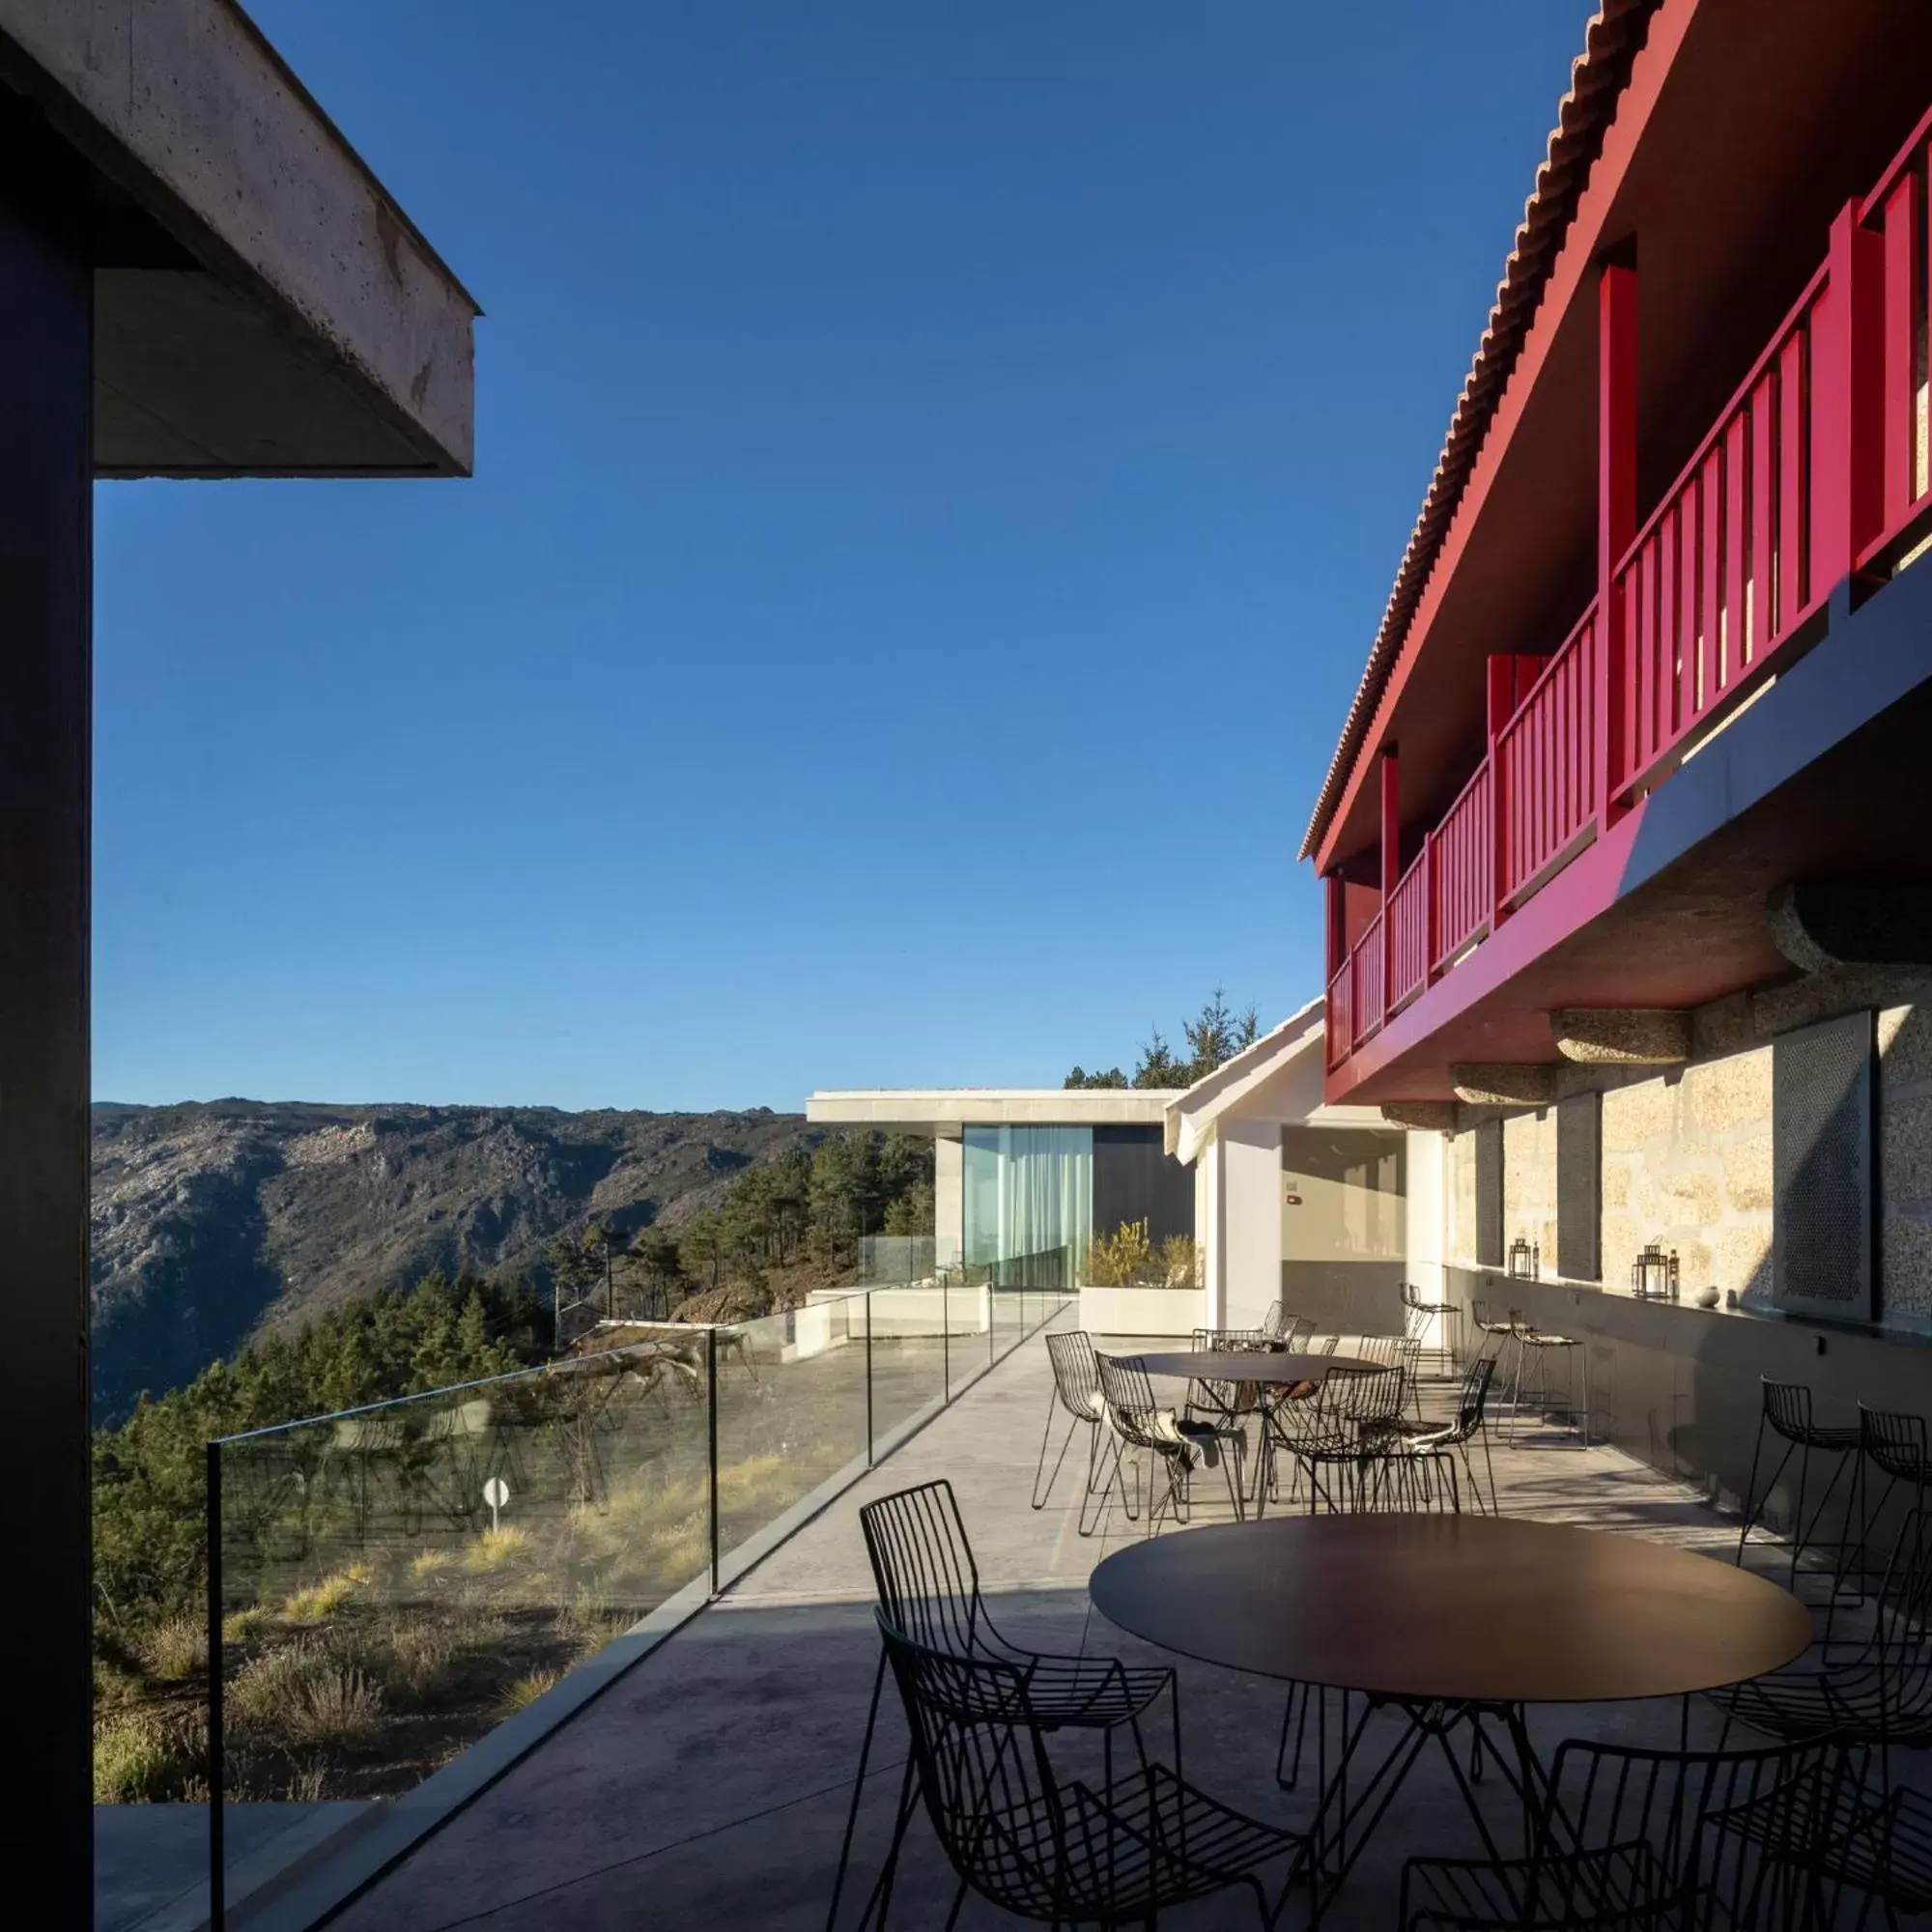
[[1387, 850, 1431, 1013], [1499, 604, 1597, 898], [1326, 957, 1351, 1070], [1324, 113, 1932, 1081], [1430, 762, 1492, 972], [1612, 266, 1829, 803], [1352, 911, 1386, 1048], [1863, 113, 1932, 570]]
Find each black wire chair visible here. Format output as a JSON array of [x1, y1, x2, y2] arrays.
[[1734, 1379, 1861, 1597], [827, 1479, 1173, 1931], [1399, 1734, 1844, 1932], [1290, 1363, 1406, 1515], [1837, 1405, 1932, 1605], [1704, 1743, 1927, 1930], [1031, 1329, 1104, 1514], [1093, 1352, 1247, 1536], [1710, 1505, 1932, 1765], [1369, 1355, 1499, 1516], [870, 1621, 1311, 1930]]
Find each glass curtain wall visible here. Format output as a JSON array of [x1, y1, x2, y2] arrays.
[[962, 1126, 1093, 1274]]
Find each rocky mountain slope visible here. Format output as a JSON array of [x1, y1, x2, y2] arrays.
[[91, 1100, 813, 1421]]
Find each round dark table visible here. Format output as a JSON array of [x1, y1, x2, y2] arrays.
[[1089, 1513, 1811, 1705], [1123, 1350, 1379, 1383], [1089, 1514, 1812, 1891]]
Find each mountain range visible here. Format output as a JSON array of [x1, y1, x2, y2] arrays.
[[90, 1100, 813, 1422]]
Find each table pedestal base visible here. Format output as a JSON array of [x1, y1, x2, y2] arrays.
[[1298, 1690, 1545, 1920]]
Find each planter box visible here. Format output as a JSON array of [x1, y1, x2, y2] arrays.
[[1077, 1283, 1206, 1336]]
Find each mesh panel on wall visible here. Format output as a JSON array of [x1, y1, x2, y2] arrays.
[[1475, 1119, 1504, 1268], [1557, 1091, 1602, 1282], [1773, 1010, 1874, 1321]]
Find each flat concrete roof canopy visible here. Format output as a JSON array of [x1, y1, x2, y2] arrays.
[[807, 1089, 1183, 1130], [2, 0, 478, 475]]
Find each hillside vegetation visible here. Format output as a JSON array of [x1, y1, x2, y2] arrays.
[[92, 1126, 933, 1804], [91, 1101, 818, 1421]]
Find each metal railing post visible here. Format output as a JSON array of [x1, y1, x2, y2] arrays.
[[942, 1270, 950, 1395], [706, 1328, 720, 1596], [206, 1440, 225, 1931], [865, 1292, 874, 1468]]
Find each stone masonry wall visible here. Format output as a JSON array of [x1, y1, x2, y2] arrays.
[[1440, 980, 1932, 1327]]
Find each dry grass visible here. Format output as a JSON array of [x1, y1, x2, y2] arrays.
[[463, 1526, 531, 1572], [138, 1615, 207, 1683], [497, 1668, 564, 1717], [281, 1570, 360, 1623], [221, 1606, 269, 1645], [284, 1662, 384, 1746], [371, 1616, 457, 1706], [94, 1713, 205, 1804], [410, 1548, 456, 1581]]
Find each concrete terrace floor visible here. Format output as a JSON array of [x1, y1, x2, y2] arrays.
[[328, 1322, 1802, 1931]]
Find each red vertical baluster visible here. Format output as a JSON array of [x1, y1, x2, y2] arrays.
[[1777, 325, 1808, 628], [1698, 447, 1722, 719], [1659, 506, 1678, 745], [1676, 478, 1698, 731], [1811, 202, 1886, 607], [1883, 170, 1918, 532], [1750, 372, 1776, 663], [1723, 412, 1749, 694]]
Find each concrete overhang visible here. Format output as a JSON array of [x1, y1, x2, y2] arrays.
[[3, 0, 477, 475], [806, 1090, 1181, 1132]]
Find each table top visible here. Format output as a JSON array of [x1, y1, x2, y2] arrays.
[[1088, 1513, 1813, 1705], [1122, 1350, 1380, 1383]]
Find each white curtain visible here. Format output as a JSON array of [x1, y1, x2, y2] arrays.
[[964, 1127, 1092, 1268]]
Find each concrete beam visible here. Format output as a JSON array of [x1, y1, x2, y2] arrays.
[[1767, 881, 1932, 974], [806, 1089, 1179, 1129], [1378, 1101, 1460, 1134], [1450, 1063, 1557, 1109], [1550, 1008, 1691, 1065], [0, 0, 477, 474]]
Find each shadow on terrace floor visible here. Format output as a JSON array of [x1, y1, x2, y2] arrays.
[[326, 1330, 1819, 1931]]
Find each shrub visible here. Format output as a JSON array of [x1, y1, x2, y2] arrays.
[[374, 1617, 456, 1705], [284, 1662, 384, 1746], [221, 1606, 268, 1645], [139, 1615, 207, 1683], [1084, 1220, 1154, 1287], [1159, 1235, 1201, 1290], [410, 1549, 455, 1582], [230, 1641, 329, 1724]]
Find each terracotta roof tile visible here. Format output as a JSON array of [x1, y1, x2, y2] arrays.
[[1297, 0, 1661, 864]]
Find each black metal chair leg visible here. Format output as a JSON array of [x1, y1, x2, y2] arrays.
[[827, 1647, 888, 1932], [1031, 1393, 1082, 1510]]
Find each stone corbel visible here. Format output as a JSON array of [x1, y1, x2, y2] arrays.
[[1449, 1063, 1557, 1109], [1550, 1009, 1691, 1065]]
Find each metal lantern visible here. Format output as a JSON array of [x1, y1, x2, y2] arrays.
[[1507, 1236, 1539, 1280], [1632, 1243, 1680, 1301]]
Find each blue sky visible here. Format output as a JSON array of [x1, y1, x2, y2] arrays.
[[94, 1, 1586, 1110]]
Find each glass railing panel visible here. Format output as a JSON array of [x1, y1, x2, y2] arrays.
[[947, 1270, 985, 1399], [866, 1281, 950, 1457], [712, 1300, 867, 1586], [210, 1340, 714, 1889]]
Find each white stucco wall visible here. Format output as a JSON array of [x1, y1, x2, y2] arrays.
[[1220, 1120, 1285, 1332]]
